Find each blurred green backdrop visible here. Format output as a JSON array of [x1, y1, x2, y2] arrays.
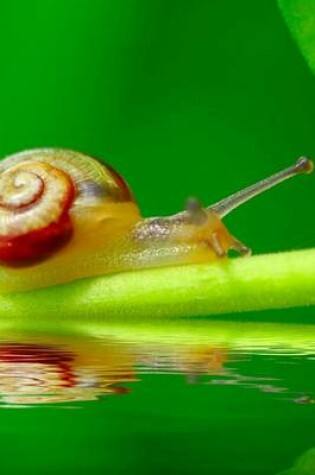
[[0, 0, 314, 256]]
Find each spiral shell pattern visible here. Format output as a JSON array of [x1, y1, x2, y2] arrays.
[[0, 161, 74, 236], [0, 149, 134, 206], [0, 148, 134, 265]]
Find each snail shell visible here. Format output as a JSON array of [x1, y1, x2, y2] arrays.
[[0, 149, 139, 266]]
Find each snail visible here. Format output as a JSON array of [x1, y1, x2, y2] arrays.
[[0, 148, 312, 292]]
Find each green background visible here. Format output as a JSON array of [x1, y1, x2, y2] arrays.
[[0, 1, 314, 474]]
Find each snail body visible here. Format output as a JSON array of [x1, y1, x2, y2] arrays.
[[0, 149, 312, 292]]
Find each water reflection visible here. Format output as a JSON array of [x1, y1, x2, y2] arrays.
[[0, 319, 314, 406], [0, 338, 136, 405]]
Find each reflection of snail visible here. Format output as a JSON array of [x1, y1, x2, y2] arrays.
[[0, 338, 229, 405], [0, 149, 312, 291], [0, 331, 311, 406], [0, 341, 135, 404]]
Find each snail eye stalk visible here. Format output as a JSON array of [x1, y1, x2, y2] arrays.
[[209, 157, 313, 218]]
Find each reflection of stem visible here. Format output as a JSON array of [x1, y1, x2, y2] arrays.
[[1, 248, 315, 324]]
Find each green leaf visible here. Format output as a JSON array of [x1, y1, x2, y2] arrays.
[[278, 0, 315, 73], [277, 448, 315, 475]]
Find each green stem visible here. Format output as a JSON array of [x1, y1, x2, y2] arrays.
[[1, 248, 314, 327]]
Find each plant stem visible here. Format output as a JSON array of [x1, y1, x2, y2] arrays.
[[0, 248, 314, 327]]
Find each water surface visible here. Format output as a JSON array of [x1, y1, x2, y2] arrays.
[[0, 320, 314, 475]]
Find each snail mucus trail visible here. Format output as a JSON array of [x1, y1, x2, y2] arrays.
[[0, 149, 312, 292]]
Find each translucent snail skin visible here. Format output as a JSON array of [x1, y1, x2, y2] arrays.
[[0, 149, 312, 292]]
